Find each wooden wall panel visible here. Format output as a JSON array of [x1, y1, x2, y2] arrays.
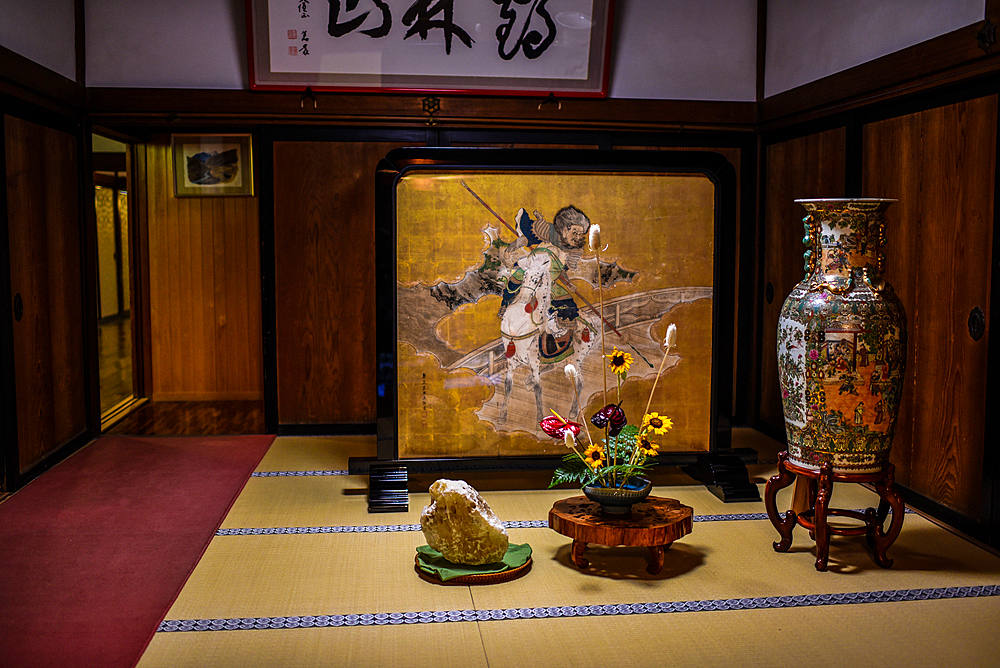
[[5, 115, 87, 471], [760, 129, 847, 433], [272, 141, 408, 425], [863, 96, 996, 519], [144, 136, 262, 400]]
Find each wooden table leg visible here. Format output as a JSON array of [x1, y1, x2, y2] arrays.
[[813, 463, 833, 572], [764, 452, 798, 552], [571, 539, 589, 569], [646, 544, 667, 575]]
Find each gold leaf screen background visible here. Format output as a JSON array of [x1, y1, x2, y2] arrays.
[[395, 170, 716, 459]]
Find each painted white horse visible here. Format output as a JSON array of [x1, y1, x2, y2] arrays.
[[497, 251, 598, 426]]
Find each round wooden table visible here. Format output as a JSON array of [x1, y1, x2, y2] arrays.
[[548, 496, 693, 574]]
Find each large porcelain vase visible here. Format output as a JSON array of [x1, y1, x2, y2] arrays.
[[777, 199, 907, 473]]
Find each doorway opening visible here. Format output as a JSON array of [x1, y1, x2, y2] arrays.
[[92, 134, 141, 427]]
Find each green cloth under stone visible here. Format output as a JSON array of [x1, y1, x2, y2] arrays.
[[416, 543, 532, 581]]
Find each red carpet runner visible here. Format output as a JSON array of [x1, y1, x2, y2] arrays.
[[0, 435, 275, 668]]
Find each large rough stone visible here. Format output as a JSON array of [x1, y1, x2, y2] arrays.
[[419, 479, 509, 565]]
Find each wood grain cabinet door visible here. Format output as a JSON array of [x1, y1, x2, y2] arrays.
[[271, 141, 409, 426], [863, 95, 996, 522], [4, 115, 88, 475]]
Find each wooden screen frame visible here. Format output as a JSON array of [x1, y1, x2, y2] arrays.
[[367, 147, 737, 472]]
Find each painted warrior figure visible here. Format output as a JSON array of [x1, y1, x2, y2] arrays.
[[498, 205, 591, 360]]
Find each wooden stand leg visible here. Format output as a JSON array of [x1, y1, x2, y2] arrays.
[[571, 539, 589, 569], [646, 544, 667, 575], [806, 477, 819, 540], [791, 476, 815, 515], [813, 463, 833, 572], [764, 452, 798, 552], [870, 464, 905, 568]]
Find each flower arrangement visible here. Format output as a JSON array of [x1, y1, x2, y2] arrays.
[[542, 221, 678, 490]]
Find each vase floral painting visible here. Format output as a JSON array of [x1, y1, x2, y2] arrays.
[[776, 199, 907, 473], [394, 170, 715, 458]]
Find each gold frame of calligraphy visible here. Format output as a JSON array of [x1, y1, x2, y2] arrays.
[[171, 134, 255, 197], [245, 0, 614, 96], [374, 148, 737, 465]]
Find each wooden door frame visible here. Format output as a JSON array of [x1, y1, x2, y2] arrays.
[[0, 112, 15, 492], [258, 126, 428, 435], [855, 79, 1000, 547], [89, 127, 152, 430]]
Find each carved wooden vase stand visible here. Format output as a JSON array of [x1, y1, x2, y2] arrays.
[[765, 451, 905, 571]]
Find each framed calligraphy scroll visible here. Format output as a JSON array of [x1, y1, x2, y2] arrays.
[[363, 148, 738, 473], [245, 0, 614, 96]]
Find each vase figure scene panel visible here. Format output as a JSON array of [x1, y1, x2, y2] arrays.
[[777, 199, 907, 473]]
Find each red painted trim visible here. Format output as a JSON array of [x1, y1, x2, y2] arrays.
[[245, 82, 607, 97], [600, 0, 616, 98], [245, 0, 258, 91]]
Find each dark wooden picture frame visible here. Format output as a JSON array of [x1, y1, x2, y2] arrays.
[[357, 148, 740, 479]]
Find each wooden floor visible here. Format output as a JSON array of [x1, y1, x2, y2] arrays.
[[98, 317, 267, 436], [99, 317, 133, 414], [105, 401, 266, 436]]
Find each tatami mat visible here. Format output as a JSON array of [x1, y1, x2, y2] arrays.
[[253, 435, 376, 472], [139, 623, 490, 668], [475, 598, 1000, 668], [137, 433, 1000, 667]]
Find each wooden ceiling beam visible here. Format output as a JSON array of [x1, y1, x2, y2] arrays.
[[84, 87, 756, 134]]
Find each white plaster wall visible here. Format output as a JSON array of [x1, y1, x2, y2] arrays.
[[609, 0, 758, 101], [79, 0, 757, 99], [0, 0, 76, 81], [1, 1, 987, 100], [765, 0, 984, 98], [85, 0, 248, 89]]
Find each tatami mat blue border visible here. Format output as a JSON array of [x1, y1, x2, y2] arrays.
[[215, 510, 916, 536], [158, 585, 1000, 632], [251, 470, 350, 477]]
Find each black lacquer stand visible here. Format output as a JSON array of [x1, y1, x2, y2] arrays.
[[367, 464, 409, 513], [681, 451, 761, 502]]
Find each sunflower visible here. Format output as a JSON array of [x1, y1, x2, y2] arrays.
[[606, 347, 633, 374], [636, 432, 659, 457], [642, 412, 673, 435], [582, 444, 606, 469]]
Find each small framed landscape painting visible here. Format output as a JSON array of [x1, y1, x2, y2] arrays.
[[172, 134, 254, 197]]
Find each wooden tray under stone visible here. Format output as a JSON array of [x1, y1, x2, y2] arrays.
[[414, 556, 533, 585]]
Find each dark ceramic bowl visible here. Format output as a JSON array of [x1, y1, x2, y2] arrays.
[[583, 477, 652, 514]]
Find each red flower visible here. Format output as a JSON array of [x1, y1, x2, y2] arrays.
[[539, 415, 582, 439], [591, 403, 627, 437]]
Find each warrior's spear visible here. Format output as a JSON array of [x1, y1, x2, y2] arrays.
[[461, 181, 652, 368]]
